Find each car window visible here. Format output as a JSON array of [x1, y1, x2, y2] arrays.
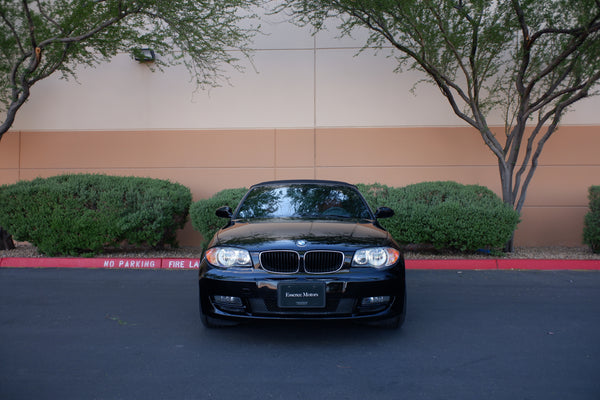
[[236, 184, 372, 220]]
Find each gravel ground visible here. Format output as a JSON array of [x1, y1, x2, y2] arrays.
[[1, 242, 599, 260]]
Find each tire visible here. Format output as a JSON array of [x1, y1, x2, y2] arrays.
[[365, 292, 406, 329], [366, 314, 402, 329], [199, 302, 239, 328]]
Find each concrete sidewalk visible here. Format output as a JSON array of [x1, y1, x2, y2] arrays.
[[1, 255, 600, 270]]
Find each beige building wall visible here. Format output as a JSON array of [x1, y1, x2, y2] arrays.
[[2, 126, 598, 247], [2, 16, 599, 248]]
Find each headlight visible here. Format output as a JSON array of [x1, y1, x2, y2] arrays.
[[205, 247, 252, 268], [352, 247, 400, 268]]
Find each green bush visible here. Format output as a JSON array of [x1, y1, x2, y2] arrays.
[[583, 186, 600, 253], [0, 174, 191, 256], [358, 181, 520, 252], [190, 187, 248, 249]]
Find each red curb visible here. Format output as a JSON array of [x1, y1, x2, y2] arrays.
[[496, 259, 600, 271], [0, 257, 198, 269], [405, 258, 600, 270], [406, 259, 498, 270], [1, 257, 600, 270]]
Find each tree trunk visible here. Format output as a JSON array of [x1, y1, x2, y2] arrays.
[[499, 162, 517, 253], [0, 227, 15, 250], [504, 233, 515, 253]]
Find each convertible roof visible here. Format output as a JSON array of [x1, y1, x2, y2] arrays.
[[250, 179, 357, 188]]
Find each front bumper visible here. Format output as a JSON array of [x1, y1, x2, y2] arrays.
[[199, 262, 406, 323]]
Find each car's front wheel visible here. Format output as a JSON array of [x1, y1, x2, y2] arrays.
[[366, 314, 402, 329], [199, 309, 239, 328], [365, 291, 406, 329]]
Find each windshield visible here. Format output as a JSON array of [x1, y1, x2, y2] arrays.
[[236, 184, 373, 220]]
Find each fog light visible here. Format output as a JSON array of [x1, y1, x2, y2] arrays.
[[213, 295, 243, 306], [361, 296, 391, 306]]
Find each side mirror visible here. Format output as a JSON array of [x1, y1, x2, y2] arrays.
[[215, 206, 233, 219], [374, 207, 394, 219]]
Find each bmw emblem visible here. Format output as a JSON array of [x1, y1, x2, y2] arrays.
[[296, 240, 307, 247]]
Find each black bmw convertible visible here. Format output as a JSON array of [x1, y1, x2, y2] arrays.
[[198, 180, 406, 329]]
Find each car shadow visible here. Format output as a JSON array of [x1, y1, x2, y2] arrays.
[[199, 318, 406, 347]]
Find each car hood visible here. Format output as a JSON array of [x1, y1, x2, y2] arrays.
[[212, 219, 394, 251]]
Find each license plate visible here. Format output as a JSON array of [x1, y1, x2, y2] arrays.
[[278, 282, 326, 308]]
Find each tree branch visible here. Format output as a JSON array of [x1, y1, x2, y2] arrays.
[[524, 10, 600, 101], [22, 0, 38, 50], [512, 70, 600, 212], [0, 8, 26, 55], [35, 0, 66, 34]]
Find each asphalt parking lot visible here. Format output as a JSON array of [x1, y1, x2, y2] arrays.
[[1, 268, 599, 400]]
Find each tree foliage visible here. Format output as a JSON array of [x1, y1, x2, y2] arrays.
[[280, 0, 600, 249], [0, 0, 262, 139]]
